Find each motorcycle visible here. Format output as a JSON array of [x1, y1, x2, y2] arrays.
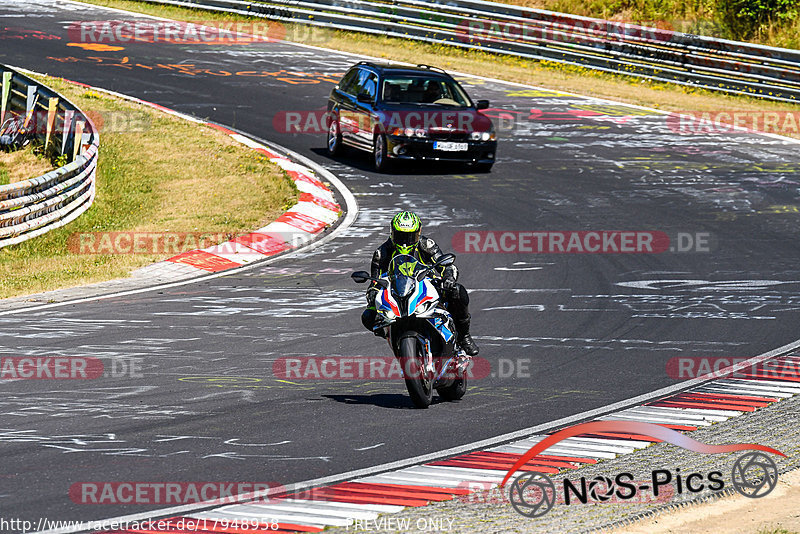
[[352, 253, 470, 408]]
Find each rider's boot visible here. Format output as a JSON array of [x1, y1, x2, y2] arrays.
[[455, 315, 479, 356]]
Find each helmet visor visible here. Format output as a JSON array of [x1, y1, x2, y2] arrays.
[[392, 227, 420, 248]]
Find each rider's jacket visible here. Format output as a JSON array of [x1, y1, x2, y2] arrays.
[[367, 236, 458, 301]]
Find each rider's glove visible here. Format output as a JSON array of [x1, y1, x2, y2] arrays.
[[442, 275, 457, 297]]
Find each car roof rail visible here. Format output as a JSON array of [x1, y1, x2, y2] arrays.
[[357, 60, 391, 69], [416, 64, 448, 74]]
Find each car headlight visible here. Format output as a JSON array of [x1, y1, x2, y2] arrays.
[[390, 128, 427, 138], [470, 131, 496, 141]]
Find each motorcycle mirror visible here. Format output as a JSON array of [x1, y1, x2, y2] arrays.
[[435, 253, 456, 267], [351, 271, 371, 283]]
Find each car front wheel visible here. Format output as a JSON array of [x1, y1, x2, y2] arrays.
[[327, 119, 342, 156], [373, 133, 391, 173]]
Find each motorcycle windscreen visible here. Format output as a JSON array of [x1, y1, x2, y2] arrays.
[[392, 276, 416, 298], [388, 254, 421, 300]]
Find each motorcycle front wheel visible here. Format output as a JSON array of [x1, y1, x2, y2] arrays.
[[399, 335, 432, 409]]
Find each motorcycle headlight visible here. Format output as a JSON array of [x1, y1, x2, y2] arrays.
[[416, 300, 436, 314]]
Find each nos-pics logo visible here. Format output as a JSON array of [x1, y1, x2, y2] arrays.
[[502, 420, 784, 518]]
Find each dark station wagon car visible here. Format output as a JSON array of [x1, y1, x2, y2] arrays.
[[326, 62, 497, 172]]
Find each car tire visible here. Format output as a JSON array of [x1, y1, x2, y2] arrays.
[[373, 133, 391, 173], [474, 162, 493, 173], [327, 119, 342, 156]]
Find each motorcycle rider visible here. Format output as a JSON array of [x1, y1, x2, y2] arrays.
[[360, 211, 479, 356]]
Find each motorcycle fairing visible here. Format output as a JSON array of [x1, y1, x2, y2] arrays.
[[376, 287, 400, 317], [429, 314, 455, 343]]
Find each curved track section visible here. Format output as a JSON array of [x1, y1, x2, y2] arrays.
[[2, 0, 800, 528]]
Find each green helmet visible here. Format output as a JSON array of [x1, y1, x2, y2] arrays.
[[391, 211, 421, 254]]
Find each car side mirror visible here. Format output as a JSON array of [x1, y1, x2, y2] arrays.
[[476, 100, 489, 110], [357, 93, 373, 104], [351, 271, 371, 283], [435, 253, 456, 267]]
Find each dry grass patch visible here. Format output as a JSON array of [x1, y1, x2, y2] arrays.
[[0, 145, 54, 185], [0, 75, 297, 299]]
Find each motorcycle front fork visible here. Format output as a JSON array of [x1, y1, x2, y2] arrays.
[[423, 339, 434, 375]]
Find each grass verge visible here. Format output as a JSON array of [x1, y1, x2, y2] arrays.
[[0, 75, 297, 299], [74, 0, 800, 140], [0, 145, 54, 185]]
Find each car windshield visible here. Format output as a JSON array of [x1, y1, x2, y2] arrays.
[[382, 76, 472, 107]]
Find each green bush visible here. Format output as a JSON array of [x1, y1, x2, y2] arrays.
[[716, 0, 799, 39]]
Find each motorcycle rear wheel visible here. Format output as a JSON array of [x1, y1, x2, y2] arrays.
[[437, 377, 467, 401], [399, 335, 433, 409]]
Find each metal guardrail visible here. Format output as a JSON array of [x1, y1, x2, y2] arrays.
[[0, 65, 98, 249], [138, 0, 800, 102]]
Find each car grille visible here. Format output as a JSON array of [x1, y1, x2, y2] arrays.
[[429, 131, 468, 141]]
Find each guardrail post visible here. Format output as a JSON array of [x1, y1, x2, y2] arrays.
[[61, 109, 74, 156], [26, 85, 37, 116], [46, 97, 59, 150], [25, 85, 39, 135], [80, 130, 92, 156], [0, 71, 10, 124], [73, 120, 84, 161]]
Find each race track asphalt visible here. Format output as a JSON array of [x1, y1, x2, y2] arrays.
[[2, 0, 800, 526]]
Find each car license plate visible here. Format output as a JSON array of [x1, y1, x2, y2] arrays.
[[433, 141, 468, 151]]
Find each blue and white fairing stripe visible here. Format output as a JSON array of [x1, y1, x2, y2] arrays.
[[431, 315, 455, 342], [407, 280, 429, 315]]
